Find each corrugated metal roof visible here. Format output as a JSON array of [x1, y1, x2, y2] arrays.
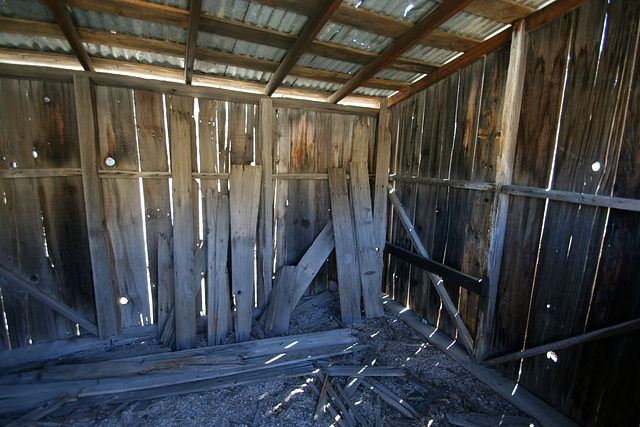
[[403, 44, 461, 64], [439, 11, 508, 40], [204, 0, 308, 36], [0, 33, 71, 54], [1, 0, 55, 22], [343, 0, 440, 24], [317, 23, 394, 54], [85, 43, 184, 69], [297, 54, 362, 77]]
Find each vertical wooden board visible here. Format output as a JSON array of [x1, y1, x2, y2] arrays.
[[167, 94, 196, 350], [274, 108, 290, 271], [0, 180, 30, 349], [330, 113, 347, 168], [229, 102, 253, 166], [257, 99, 274, 309], [328, 168, 361, 324], [23, 80, 81, 169], [373, 100, 392, 253], [350, 161, 383, 318], [489, 14, 572, 372], [520, 0, 638, 406], [95, 86, 138, 171], [350, 120, 369, 164], [229, 165, 261, 342], [75, 75, 121, 340], [97, 86, 150, 328], [0, 78, 34, 170], [206, 189, 231, 345], [101, 179, 150, 327], [156, 233, 173, 341], [135, 90, 171, 323]]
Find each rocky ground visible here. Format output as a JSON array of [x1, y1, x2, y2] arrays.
[[41, 295, 534, 427]]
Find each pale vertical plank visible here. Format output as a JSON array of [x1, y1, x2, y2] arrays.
[[350, 120, 370, 163], [258, 98, 274, 309], [229, 164, 262, 342], [328, 167, 361, 324], [167, 95, 196, 350], [350, 161, 384, 318], [157, 233, 173, 343], [206, 189, 231, 345], [373, 99, 392, 251], [475, 24, 527, 360], [74, 75, 120, 339]]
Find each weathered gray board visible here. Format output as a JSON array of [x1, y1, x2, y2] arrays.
[[349, 161, 383, 318], [205, 189, 231, 346], [328, 168, 361, 324], [229, 165, 262, 342]]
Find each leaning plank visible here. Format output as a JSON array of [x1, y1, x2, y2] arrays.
[[292, 221, 335, 306], [384, 297, 580, 427], [328, 168, 362, 324], [74, 74, 120, 339], [0, 264, 98, 336], [387, 185, 474, 354], [167, 95, 196, 350], [205, 189, 231, 346], [350, 161, 384, 317], [263, 266, 298, 335], [483, 318, 640, 367], [314, 371, 331, 423], [229, 165, 262, 342]]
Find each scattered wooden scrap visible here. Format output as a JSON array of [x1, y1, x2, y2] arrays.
[[447, 413, 536, 427], [324, 365, 405, 377], [0, 329, 357, 417], [361, 377, 418, 419]]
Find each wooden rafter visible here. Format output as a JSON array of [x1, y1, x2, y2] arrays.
[[327, 0, 474, 104], [44, 0, 94, 71], [55, 0, 439, 75], [184, 0, 203, 84], [263, 0, 342, 96], [389, 0, 594, 106]]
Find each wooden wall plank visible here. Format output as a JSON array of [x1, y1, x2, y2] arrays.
[[257, 98, 274, 310], [274, 107, 290, 271], [229, 165, 262, 342], [156, 233, 173, 344], [167, 94, 196, 350], [96, 86, 150, 328], [328, 167, 361, 324], [349, 161, 383, 318], [134, 90, 171, 324], [489, 14, 572, 376], [206, 189, 231, 345], [373, 99, 392, 253], [519, 0, 640, 421], [74, 75, 121, 339]]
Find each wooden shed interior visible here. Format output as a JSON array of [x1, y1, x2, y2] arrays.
[[0, 0, 639, 424]]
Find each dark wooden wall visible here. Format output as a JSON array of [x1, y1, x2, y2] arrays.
[[0, 77, 377, 350], [387, 0, 640, 425]]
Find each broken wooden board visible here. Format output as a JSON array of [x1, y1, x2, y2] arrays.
[[328, 168, 362, 324], [350, 161, 384, 318], [229, 164, 262, 342], [263, 266, 298, 335], [205, 189, 231, 346]]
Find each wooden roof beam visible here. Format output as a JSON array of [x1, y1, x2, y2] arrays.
[[389, 0, 594, 106], [44, 0, 95, 71], [184, 0, 202, 84], [328, 0, 474, 104], [263, 0, 342, 96]]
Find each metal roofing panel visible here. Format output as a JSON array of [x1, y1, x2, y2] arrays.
[[353, 87, 396, 97], [84, 43, 184, 69], [297, 54, 362, 77], [439, 11, 508, 40], [68, 8, 187, 44], [343, 0, 440, 24], [195, 60, 271, 83], [403, 43, 461, 65], [317, 22, 394, 54], [146, 0, 188, 10], [197, 32, 287, 63], [373, 68, 422, 82], [0, 33, 71, 54], [1, 0, 55, 22], [282, 76, 341, 93], [203, 0, 307, 35]]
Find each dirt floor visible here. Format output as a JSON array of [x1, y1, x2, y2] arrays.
[[39, 294, 534, 426]]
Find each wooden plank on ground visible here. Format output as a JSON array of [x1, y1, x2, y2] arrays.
[[229, 164, 262, 342], [205, 189, 231, 346], [349, 161, 384, 318], [328, 167, 361, 324], [74, 74, 121, 339], [167, 94, 196, 350]]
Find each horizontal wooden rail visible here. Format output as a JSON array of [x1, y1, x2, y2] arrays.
[[502, 185, 640, 212], [385, 243, 484, 296], [389, 175, 495, 191], [0, 168, 82, 178]]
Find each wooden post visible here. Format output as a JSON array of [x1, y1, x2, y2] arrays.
[[257, 98, 274, 310], [74, 74, 120, 340], [475, 22, 527, 361], [373, 99, 392, 252], [167, 95, 196, 350]]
